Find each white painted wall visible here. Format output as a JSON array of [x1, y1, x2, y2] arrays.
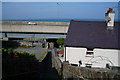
[[65, 47, 120, 68], [107, 12, 115, 27]]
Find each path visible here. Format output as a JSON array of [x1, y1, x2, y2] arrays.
[[14, 48, 60, 80], [37, 50, 60, 80]]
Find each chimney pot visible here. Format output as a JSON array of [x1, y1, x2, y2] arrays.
[[107, 8, 113, 13], [109, 8, 113, 12]]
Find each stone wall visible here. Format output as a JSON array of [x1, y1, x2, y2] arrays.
[[18, 41, 43, 47], [52, 49, 62, 73], [51, 49, 120, 80], [63, 62, 120, 80], [19, 41, 33, 47]]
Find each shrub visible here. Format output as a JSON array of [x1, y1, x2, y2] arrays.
[[2, 48, 7, 54], [18, 51, 29, 58], [2, 48, 36, 58], [57, 38, 65, 47], [30, 53, 35, 57], [2, 48, 9, 57], [58, 71, 63, 78], [2, 48, 39, 76], [8, 48, 13, 54]]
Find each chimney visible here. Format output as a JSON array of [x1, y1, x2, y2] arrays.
[[105, 8, 115, 29]]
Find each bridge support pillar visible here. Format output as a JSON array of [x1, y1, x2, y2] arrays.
[[49, 42, 54, 49], [45, 42, 48, 49]]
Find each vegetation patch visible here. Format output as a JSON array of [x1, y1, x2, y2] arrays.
[[2, 48, 39, 76], [18, 45, 32, 48], [57, 38, 65, 47], [58, 71, 63, 78]]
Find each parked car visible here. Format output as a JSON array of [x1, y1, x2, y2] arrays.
[[28, 22, 37, 25]]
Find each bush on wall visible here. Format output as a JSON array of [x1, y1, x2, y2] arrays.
[[2, 48, 38, 76], [57, 38, 65, 47]]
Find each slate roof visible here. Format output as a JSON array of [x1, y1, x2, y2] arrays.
[[65, 20, 120, 49]]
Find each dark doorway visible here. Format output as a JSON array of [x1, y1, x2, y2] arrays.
[[46, 39, 59, 48]]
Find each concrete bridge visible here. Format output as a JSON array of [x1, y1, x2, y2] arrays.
[[1, 21, 69, 39]]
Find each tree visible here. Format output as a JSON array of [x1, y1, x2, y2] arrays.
[[57, 38, 65, 47]]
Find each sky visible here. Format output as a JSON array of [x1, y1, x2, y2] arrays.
[[2, 2, 119, 21], [2, 0, 120, 2]]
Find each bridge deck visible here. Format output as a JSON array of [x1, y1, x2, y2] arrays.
[[2, 21, 69, 34]]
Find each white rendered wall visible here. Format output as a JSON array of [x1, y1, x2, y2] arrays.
[[66, 47, 120, 68], [66, 47, 89, 67], [107, 12, 115, 27], [93, 49, 119, 68]]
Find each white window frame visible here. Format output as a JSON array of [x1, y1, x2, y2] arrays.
[[86, 50, 94, 57]]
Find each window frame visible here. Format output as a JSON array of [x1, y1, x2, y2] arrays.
[[85, 50, 94, 57]]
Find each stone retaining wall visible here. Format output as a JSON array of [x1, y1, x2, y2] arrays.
[[19, 41, 33, 47], [63, 62, 120, 80], [52, 49, 62, 73], [18, 40, 44, 47], [51, 49, 120, 80]]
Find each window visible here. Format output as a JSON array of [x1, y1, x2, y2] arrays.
[[86, 48, 94, 57]]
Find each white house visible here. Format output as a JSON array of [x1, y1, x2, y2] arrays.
[[64, 8, 120, 68]]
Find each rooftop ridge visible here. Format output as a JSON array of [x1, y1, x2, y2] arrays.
[[70, 20, 120, 23]]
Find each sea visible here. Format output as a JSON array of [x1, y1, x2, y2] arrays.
[[2, 19, 105, 22]]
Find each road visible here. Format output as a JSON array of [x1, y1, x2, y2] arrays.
[[13, 44, 45, 60]]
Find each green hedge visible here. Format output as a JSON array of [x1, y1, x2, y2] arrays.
[[57, 38, 65, 47], [2, 48, 35, 58], [2, 48, 39, 76]]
